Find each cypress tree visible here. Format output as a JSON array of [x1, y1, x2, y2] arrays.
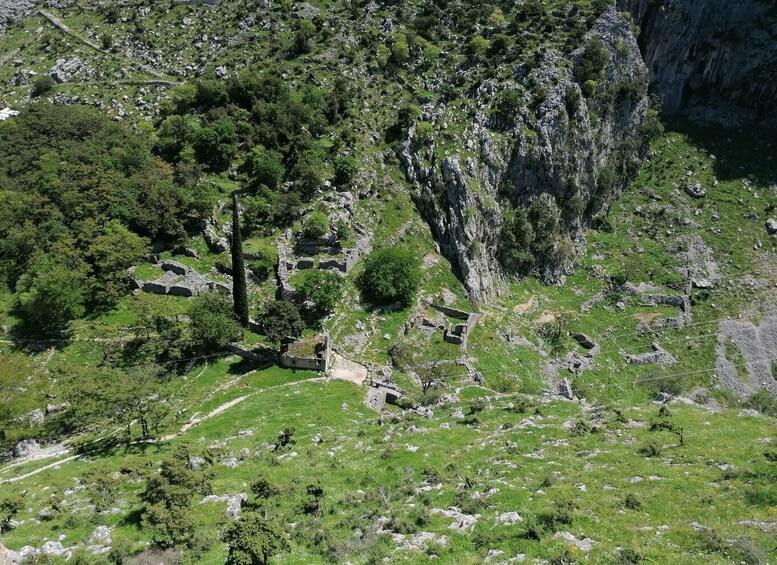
[[231, 193, 249, 327]]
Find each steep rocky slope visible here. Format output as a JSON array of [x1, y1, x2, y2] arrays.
[[623, 0, 777, 124], [402, 9, 649, 299]]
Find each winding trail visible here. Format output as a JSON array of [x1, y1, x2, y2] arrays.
[[0, 373, 332, 485]]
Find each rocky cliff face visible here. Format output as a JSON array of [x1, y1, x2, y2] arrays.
[[401, 9, 649, 300], [623, 0, 777, 124]]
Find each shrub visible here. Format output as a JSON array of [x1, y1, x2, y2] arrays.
[[297, 269, 345, 317], [623, 493, 642, 510], [493, 89, 523, 122], [357, 246, 421, 307], [575, 38, 609, 84], [333, 156, 358, 187], [188, 291, 243, 351], [581, 79, 598, 98], [744, 389, 777, 417], [245, 146, 285, 190], [416, 121, 434, 143], [467, 35, 490, 59], [224, 514, 287, 565], [31, 75, 56, 97], [249, 244, 278, 282], [302, 211, 330, 240], [257, 300, 304, 345]]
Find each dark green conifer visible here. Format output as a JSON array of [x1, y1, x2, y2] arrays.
[[231, 193, 249, 327]]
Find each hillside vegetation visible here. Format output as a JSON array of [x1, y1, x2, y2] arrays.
[[0, 0, 774, 563]]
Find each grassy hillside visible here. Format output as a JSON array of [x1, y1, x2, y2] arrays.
[[0, 0, 775, 563]]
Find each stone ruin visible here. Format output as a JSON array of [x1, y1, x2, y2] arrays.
[[130, 259, 231, 298], [364, 367, 405, 412], [280, 334, 331, 372], [276, 192, 372, 303], [433, 304, 478, 347], [405, 302, 479, 348]]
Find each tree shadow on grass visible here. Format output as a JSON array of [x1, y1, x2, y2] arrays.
[[227, 348, 277, 375]]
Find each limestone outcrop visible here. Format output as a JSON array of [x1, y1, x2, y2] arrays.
[[401, 9, 649, 299]]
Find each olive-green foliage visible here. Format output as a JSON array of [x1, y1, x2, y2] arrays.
[[192, 118, 238, 170], [575, 37, 609, 84], [172, 71, 331, 195], [0, 105, 197, 310], [358, 246, 421, 307], [297, 269, 345, 318], [224, 514, 287, 565], [745, 390, 777, 417], [244, 146, 285, 191], [31, 75, 55, 97], [258, 300, 304, 345], [140, 448, 213, 548], [498, 210, 535, 274], [333, 156, 358, 187], [14, 256, 86, 332], [302, 211, 330, 240], [493, 89, 523, 122], [84, 470, 121, 512], [248, 243, 278, 282], [59, 365, 172, 439], [243, 191, 302, 232], [188, 291, 244, 351]]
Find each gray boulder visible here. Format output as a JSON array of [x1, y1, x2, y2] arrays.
[[13, 439, 41, 459], [684, 183, 706, 198], [766, 218, 777, 235]]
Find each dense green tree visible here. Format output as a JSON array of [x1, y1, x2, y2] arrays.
[[140, 449, 212, 548], [298, 269, 344, 318], [192, 119, 238, 170], [188, 291, 244, 350], [358, 246, 421, 307], [232, 194, 250, 327], [14, 256, 87, 332], [244, 146, 285, 190], [575, 38, 609, 84], [498, 210, 536, 274], [292, 150, 326, 197], [301, 211, 330, 240], [294, 19, 316, 54], [86, 220, 147, 305], [155, 115, 194, 161], [59, 365, 171, 439], [224, 514, 287, 565], [258, 300, 304, 345], [31, 75, 55, 97], [333, 156, 358, 187]]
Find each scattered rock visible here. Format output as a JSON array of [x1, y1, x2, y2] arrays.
[[13, 438, 41, 459], [684, 183, 706, 198], [766, 218, 777, 235], [496, 512, 523, 525], [89, 526, 111, 546], [45, 403, 69, 415], [21, 408, 44, 427], [552, 531, 594, 551], [431, 507, 479, 531], [199, 493, 247, 519]]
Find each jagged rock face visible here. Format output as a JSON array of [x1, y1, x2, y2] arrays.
[[402, 10, 648, 300], [623, 0, 777, 124]]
